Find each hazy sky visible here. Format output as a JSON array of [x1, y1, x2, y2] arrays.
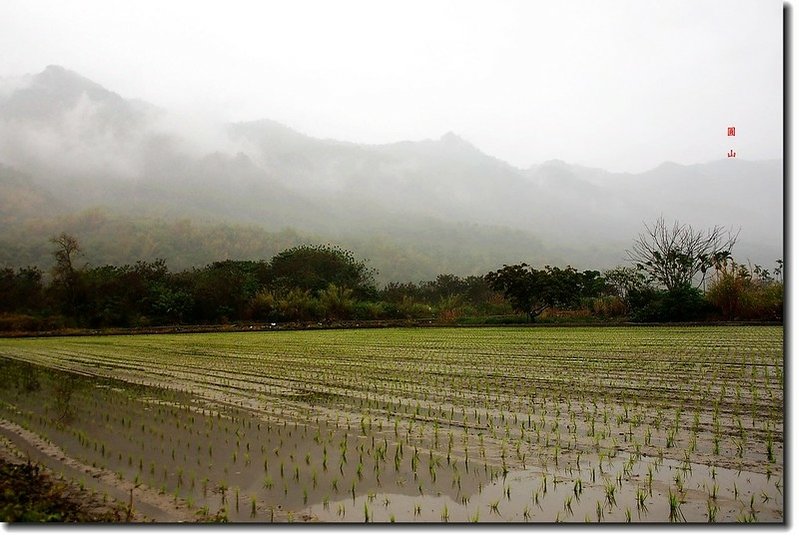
[[0, 0, 783, 173]]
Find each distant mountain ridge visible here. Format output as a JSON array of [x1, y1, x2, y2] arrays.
[[0, 66, 783, 281]]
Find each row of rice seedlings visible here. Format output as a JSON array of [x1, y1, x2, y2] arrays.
[[0, 326, 783, 522]]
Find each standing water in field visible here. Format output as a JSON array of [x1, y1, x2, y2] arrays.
[[0, 326, 784, 522]]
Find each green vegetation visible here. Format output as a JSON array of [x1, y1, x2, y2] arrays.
[[484, 263, 602, 320], [0, 208, 552, 285], [0, 219, 783, 332]]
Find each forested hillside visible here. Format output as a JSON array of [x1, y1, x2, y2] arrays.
[[0, 66, 783, 282]]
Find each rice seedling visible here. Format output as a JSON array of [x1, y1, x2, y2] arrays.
[[604, 480, 616, 507], [766, 433, 775, 463], [667, 489, 685, 522], [440, 504, 449, 522], [737, 511, 757, 523], [563, 495, 574, 516]]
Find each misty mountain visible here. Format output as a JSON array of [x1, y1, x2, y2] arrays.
[[0, 66, 783, 281], [0, 64, 155, 126], [0, 163, 66, 224]]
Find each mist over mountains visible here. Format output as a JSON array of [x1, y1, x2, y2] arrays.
[[0, 66, 783, 282]]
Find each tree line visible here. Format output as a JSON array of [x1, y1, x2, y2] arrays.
[[0, 219, 783, 331]]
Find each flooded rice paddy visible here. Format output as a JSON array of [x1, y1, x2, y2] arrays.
[[0, 326, 783, 522]]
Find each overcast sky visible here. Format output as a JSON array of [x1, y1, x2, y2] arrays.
[[0, 0, 783, 173]]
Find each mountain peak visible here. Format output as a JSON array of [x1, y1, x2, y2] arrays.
[[438, 131, 481, 154], [652, 160, 684, 171], [0, 65, 154, 140], [439, 131, 464, 144], [33, 65, 113, 98], [38, 64, 91, 85], [43, 64, 68, 73], [540, 159, 569, 168]]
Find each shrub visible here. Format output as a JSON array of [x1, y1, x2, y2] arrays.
[[318, 284, 355, 320], [247, 290, 277, 321], [538, 308, 594, 322], [629, 286, 711, 322], [590, 296, 627, 318], [705, 266, 748, 319], [749, 282, 783, 320], [435, 295, 466, 324], [0, 314, 67, 332], [706, 260, 783, 321], [659, 286, 711, 321], [396, 298, 433, 319], [275, 289, 321, 321], [436, 308, 460, 324]]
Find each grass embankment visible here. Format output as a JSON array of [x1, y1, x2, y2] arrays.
[[0, 457, 128, 522]]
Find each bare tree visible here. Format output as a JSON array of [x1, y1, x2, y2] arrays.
[[626, 217, 738, 291], [51, 232, 81, 278], [50, 233, 83, 316]]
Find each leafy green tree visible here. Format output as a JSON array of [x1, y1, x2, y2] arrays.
[[426, 274, 466, 303], [485, 264, 604, 320], [381, 281, 420, 304], [81, 265, 127, 326], [187, 260, 269, 322], [599, 265, 652, 315], [268, 245, 376, 298], [602, 266, 648, 300], [149, 282, 194, 323], [0, 266, 44, 313], [77, 259, 174, 327], [485, 263, 546, 320], [461, 275, 497, 306], [542, 266, 603, 309]]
